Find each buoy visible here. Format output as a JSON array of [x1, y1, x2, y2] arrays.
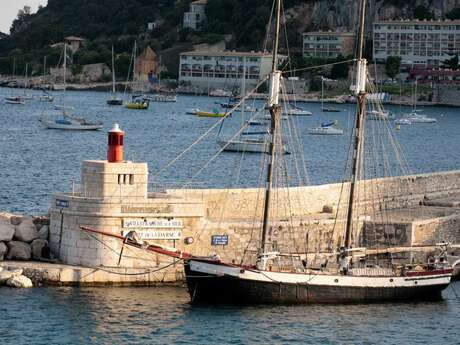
[[107, 123, 124, 163], [396, 125, 401, 130]]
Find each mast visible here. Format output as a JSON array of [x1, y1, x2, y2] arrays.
[[260, 0, 282, 257], [63, 43, 67, 103], [321, 76, 324, 111], [43, 56, 47, 84], [343, 0, 367, 250], [112, 45, 116, 95]]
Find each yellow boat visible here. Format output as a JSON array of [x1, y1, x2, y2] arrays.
[[196, 110, 226, 117], [124, 100, 149, 110]]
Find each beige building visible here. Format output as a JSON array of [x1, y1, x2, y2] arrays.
[[373, 20, 460, 66], [135, 46, 159, 82], [179, 50, 278, 91], [302, 32, 355, 59]]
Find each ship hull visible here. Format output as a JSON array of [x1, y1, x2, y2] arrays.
[[185, 260, 451, 305]]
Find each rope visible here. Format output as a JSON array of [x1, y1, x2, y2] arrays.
[[152, 76, 269, 180], [283, 59, 356, 75]]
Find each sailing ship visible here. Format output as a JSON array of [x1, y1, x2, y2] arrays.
[[82, 0, 452, 304], [4, 58, 26, 105], [124, 42, 150, 110], [38, 57, 54, 102], [40, 44, 103, 130], [107, 46, 123, 105], [183, 0, 452, 303], [395, 80, 436, 124]]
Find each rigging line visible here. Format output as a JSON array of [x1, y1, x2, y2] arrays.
[[282, 59, 356, 75], [263, 0, 276, 53], [152, 77, 268, 180], [180, 110, 264, 189], [280, 80, 307, 186], [241, 128, 272, 264], [82, 230, 177, 265]]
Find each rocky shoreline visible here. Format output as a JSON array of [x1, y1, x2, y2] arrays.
[[0, 213, 50, 288]]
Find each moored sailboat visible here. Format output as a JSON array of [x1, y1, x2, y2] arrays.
[[81, 0, 453, 305], [182, 0, 452, 304], [107, 46, 123, 105]]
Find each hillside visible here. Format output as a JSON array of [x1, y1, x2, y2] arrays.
[[1, 0, 460, 77]]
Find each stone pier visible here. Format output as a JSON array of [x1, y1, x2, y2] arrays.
[[38, 159, 460, 285]]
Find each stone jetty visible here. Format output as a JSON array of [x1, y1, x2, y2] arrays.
[[0, 213, 50, 288]]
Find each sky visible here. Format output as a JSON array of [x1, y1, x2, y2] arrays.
[[0, 0, 47, 34]]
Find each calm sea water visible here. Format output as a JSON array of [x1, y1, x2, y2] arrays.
[[0, 284, 459, 345], [1, 87, 459, 215], [1, 88, 460, 344]]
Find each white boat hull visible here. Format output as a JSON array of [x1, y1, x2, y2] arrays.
[[41, 120, 103, 130], [218, 140, 289, 154], [308, 127, 344, 135]]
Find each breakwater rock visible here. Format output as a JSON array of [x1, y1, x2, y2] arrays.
[[0, 212, 50, 287], [0, 267, 33, 288]]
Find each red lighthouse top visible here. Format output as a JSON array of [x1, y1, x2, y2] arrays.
[[107, 123, 124, 163]]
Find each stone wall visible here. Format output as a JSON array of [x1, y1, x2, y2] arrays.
[[47, 169, 460, 282]]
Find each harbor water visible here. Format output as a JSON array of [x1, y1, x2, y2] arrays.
[[1, 88, 460, 344], [1, 285, 459, 344], [1, 87, 459, 214]]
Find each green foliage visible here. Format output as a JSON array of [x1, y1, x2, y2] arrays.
[[330, 60, 349, 79], [442, 54, 459, 70], [385, 56, 401, 79], [413, 5, 434, 20], [446, 7, 460, 20], [71, 64, 83, 75]]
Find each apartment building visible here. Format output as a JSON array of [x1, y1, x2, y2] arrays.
[[179, 51, 277, 91], [302, 32, 355, 59], [373, 19, 460, 66]]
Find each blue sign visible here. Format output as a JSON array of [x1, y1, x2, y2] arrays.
[[211, 235, 229, 246], [56, 199, 69, 208]]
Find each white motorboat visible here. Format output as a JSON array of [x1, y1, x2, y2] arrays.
[[394, 118, 412, 125], [308, 121, 344, 135], [367, 109, 393, 120], [149, 94, 177, 102], [402, 112, 437, 124], [285, 106, 312, 116]]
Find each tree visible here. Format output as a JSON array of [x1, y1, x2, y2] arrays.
[[330, 61, 349, 79], [414, 5, 434, 20], [385, 56, 401, 80], [442, 55, 459, 70], [446, 7, 460, 20]]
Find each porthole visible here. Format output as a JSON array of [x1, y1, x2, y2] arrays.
[[389, 279, 394, 282], [414, 281, 418, 285], [334, 279, 339, 283]]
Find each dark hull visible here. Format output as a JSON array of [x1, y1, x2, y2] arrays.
[[184, 262, 449, 305], [107, 99, 123, 105]]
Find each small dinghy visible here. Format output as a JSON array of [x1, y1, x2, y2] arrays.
[[40, 112, 103, 130]]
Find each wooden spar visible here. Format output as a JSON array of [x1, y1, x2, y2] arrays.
[[260, 0, 282, 254], [344, 0, 367, 250], [80, 226, 192, 260]]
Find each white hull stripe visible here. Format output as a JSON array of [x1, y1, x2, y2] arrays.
[[189, 260, 451, 288]]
